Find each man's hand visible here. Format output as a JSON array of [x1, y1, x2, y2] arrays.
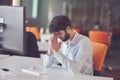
[[47, 37, 53, 56], [47, 47, 53, 56], [51, 33, 61, 53]]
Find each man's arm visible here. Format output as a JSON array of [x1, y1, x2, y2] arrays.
[[43, 35, 56, 67], [43, 45, 57, 67], [43, 53, 56, 67]]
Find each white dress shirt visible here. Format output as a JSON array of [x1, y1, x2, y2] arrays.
[[43, 33, 93, 75]]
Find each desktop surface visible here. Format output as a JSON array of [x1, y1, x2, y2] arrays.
[[0, 54, 9, 59], [0, 56, 113, 80]]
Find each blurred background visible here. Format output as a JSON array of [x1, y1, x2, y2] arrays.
[[1, 0, 120, 34]]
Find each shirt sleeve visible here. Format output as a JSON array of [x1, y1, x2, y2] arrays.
[[54, 38, 92, 74], [43, 53, 56, 67], [42, 46, 63, 67]]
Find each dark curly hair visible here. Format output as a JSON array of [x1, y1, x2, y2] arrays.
[[49, 15, 71, 33]]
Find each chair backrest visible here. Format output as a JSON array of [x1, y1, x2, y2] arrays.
[[91, 42, 108, 76], [26, 32, 40, 58], [89, 30, 109, 44], [26, 26, 40, 41]]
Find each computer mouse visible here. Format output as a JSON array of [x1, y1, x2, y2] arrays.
[[2, 68, 10, 71]]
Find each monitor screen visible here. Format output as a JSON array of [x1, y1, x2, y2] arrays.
[[0, 6, 26, 55]]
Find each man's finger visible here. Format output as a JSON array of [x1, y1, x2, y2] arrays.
[[52, 33, 58, 42]]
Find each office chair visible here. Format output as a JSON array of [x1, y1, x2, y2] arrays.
[[26, 26, 41, 41], [89, 30, 109, 45], [26, 32, 40, 58], [89, 30, 112, 71], [91, 42, 108, 76]]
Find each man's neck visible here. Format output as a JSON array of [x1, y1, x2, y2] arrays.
[[70, 30, 76, 41], [66, 30, 76, 44]]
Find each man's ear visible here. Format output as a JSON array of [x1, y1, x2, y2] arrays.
[[66, 26, 71, 32]]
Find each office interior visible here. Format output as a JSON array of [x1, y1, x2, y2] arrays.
[[0, 0, 120, 80]]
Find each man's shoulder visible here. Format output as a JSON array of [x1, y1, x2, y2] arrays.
[[76, 34, 91, 44], [77, 34, 89, 40]]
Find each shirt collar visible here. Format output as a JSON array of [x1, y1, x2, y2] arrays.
[[65, 32, 79, 47]]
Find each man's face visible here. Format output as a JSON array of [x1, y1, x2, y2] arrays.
[[54, 30, 70, 41]]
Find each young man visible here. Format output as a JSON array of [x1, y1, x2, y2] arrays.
[[43, 15, 93, 75]]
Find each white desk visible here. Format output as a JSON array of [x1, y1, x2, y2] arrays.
[[0, 54, 9, 59], [0, 56, 113, 80]]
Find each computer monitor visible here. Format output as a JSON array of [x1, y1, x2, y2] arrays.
[[0, 6, 26, 55]]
